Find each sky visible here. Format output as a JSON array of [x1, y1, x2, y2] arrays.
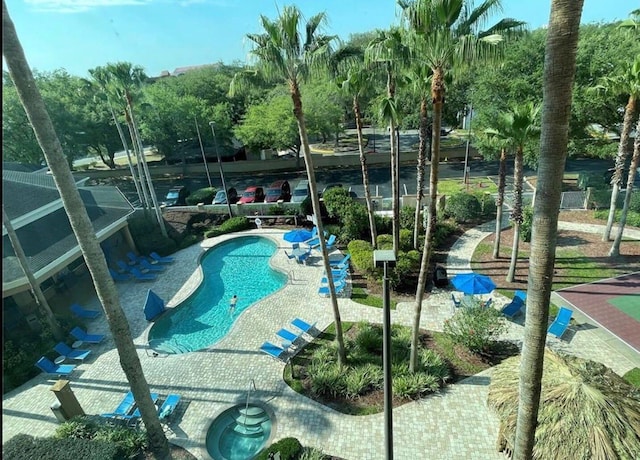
[[3, 0, 638, 78]]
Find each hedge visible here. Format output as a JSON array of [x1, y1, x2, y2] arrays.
[[185, 187, 217, 205], [204, 216, 252, 238], [255, 437, 303, 460], [3, 434, 121, 460]]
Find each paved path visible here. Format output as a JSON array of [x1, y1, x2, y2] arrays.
[[3, 222, 639, 460]]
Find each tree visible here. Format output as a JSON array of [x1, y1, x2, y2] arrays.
[[1, 2, 171, 458], [486, 102, 540, 282], [514, 1, 584, 458], [238, 5, 347, 365], [400, 0, 525, 372], [596, 56, 640, 242]]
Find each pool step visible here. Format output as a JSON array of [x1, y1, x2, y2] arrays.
[[233, 424, 264, 437], [238, 406, 266, 417], [234, 413, 268, 427]]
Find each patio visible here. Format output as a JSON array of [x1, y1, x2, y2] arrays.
[[3, 227, 639, 460]]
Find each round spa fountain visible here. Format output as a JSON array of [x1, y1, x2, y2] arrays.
[[206, 404, 273, 460]]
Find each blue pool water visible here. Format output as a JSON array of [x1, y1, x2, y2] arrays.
[[148, 236, 286, 354], [206, 404, 272, 460]]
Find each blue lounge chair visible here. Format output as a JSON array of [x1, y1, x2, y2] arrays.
[[259, 342, 287, 361], [100, 391, 136, 420], [548, 307, 573, 338], [515, 290, 527, 302], [291, 318, 316, 335], [158, 394, 181, 422], [324, 234, 337, 251], [109, 268, 130, 282], [71, 326, 106, 344], [321, 271, 348, 285], [276, 328, 303, 345], [451, 294, 461, 308], [35, 357, 76, 376], [330, 253, 351, 269], [303, 227, 318, 243], [70, 303, 101, 319], [54, 342, 92, 361], [117, 260, 132, 273], [150, 252, 174, 264], [127, 252, 144, 265], [318, 279, 347, 296], [501, 296, 524, 319], [130, 393, 159, 418], [140, 259, 166, 272], [131, 267, 157, 281]]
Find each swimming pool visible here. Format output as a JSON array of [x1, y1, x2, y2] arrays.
[[148, 236, 287, 354]]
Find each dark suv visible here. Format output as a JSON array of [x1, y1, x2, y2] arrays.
[[265, 180, 291, 202], [164, 186, 190, 206]]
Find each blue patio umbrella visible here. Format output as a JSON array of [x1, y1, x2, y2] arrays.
[[283, 229, 313, 243], [451, 272, 496, 295]]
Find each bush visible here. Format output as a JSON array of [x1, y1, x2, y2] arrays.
[[185, 187, 217, 205], [256, 437, 303, 460], [443, 306, 507, 354], [343, 364, 383, 399], [399, 206, 416, 230], [268, 205, 286, 215], [354, 322, 383, 354], [347, 240, 375, 275], [204, 216, 252, 238], [391, 250, 421, 290], [432, 219, 458, 248], [178, 234, 201, 249], [477, 193, 497, 219], [399, 228, 414, 251], [340, 202, 371, 241], [588, 188, 613, 209], [322, 187, 353, 218], [299, 447, 328, 460], [128, 216, 177, 256], [2, 434, 121, 460], [630, 192, 640, 213], [392, 373, 439, 399], [520, 206, 534, 242], [445, 192, 482, 223], [376, 234, 393, 250], [375, 214, 392, 235]]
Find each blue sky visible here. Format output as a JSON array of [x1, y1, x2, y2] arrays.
[[4, 0, 637, 78]]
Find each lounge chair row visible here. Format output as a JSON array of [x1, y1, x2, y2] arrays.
[[35, 327, 106, 377], [259, 318, 316, 361], [100, 391, 182, 426], [110, 252, 174, 282]]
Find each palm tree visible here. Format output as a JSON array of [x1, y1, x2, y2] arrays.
[[400, 0, 525, 372], [610, 113, 640, 256], [105, 62, 168, 238], [480, 132, 509, 258], [489, 349, 640, 458], [596, 56, 640, 242], [366, 28, 410, 256], [486, 103, 540, 282], [513, 1, 583, 457], [87, 66, 145, 208], [238, 5, 347, 365], [3, 207, 63, 340], [2, 2, 170, 457], [332, 45, 378, 247]]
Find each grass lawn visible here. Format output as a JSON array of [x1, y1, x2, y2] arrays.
[[351, 286, 397, 309], [438, 178, 498, 195], [623, 368, 640, 388]]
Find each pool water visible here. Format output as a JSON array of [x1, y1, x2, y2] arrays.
[[148, 236, 286, 353], [206, 404, 272, 460]]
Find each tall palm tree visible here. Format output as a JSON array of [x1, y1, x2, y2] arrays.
[[3, 207, 63, 340], [486, 103, 540, 282], [610, 113, 640, 256], [480, 132, 509, 258], [366, 28, 410, 256], [595, 56, 640, 242], [2, 2, 170, 457], [400, 0, 525, 372], [332, 45, 379, 246], [238, 5, 347, 365], [514, 0, 584, 457]]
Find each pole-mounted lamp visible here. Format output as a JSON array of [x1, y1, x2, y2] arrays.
[[209, 121, 232, 218]]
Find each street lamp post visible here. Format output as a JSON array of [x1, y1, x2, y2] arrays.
[[195, 116, 213, 187], [373, 249, 396, 460], [209, 121, 233, 218], [463, 104, 473, 187]]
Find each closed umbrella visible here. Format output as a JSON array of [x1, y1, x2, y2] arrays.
[[283, 229, 313, 243], [451, 272, 496, 295]]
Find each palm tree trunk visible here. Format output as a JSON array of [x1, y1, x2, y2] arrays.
[[354, 96, 377, 247], [603, 96, 636, 241], [414, 96, 428, 249], [610, 114, 640, 256], [109, 102, 144, 207], [3, 207, 63, 340], [386, 65, 400, 257], [290, 81, 346, 366], [410, 67, 444, 372], [507, 147, 524, 282], [513, 1, 583, 458], [125, 110, 151, 211], [493, 148, 507, 258], [2, 4, 171, 457]]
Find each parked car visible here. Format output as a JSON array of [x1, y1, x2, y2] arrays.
[[213, 187, 238, 205], [265, 180, 291, 203], [238, 186, 265, 204], [291, 180, 310, 203], [164, 186, 190, 206]]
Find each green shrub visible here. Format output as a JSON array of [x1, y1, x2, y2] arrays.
[[623, 368, 640, 388], [630, 192, 640, 213], [127, 216, 177, 256], [392, 373, 439, 399], [375, 214, 392, 235], [520, 206, 534, 242], [308, 362, 344, 397], [322, 187, 353, 218], [399, 228, 414, 251], [204, 216, 252, 238], [391, 250, 421, 289], [2, 434, 121, 460], [588, 188, 613, 209], [178, 234, 201, 249], [343, 364, 383, 399], [376, 234, 393, 250], [255, 437, 303, 460], [268, 205, 286, 215], [418, 349, 450, 383], [185, 187, 217, 205], [477, 193, 497, 219], [347, 240, 375, 275], [443, 306, 507, 354], [354, 322, 382, 354], [299, 447, 328, 460], [399, 206, 416, 230], [445, 193, 482, 223], [340, 202, 370, 241], [432, 219, 458, 248]]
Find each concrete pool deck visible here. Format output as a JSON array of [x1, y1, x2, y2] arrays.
[[3, 224, 639, 459]]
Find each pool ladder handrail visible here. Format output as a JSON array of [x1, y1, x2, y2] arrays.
[[244, 379, 258, 427]]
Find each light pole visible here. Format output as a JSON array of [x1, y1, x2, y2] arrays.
[[195, 116, 213, 187], [373, 249, 396, 460], [463, 104, 473, 187], [209, 121, 232, 218]]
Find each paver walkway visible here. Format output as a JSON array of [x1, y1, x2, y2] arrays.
[[3, 221, 639, 459]]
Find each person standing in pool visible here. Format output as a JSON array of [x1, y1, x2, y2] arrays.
[[229, 295, 238, 315]]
